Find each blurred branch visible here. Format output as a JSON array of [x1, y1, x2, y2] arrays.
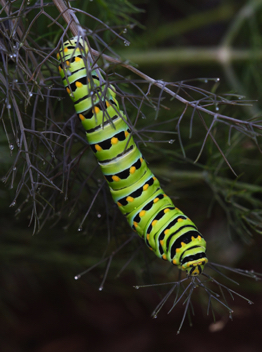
[[119, 46, 262, 66]]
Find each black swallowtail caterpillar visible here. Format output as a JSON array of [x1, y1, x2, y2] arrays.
[[57, 36, 208, 277]]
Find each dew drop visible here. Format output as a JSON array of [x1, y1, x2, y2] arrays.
[[99, 286, 103, 291], [134, 286, 139, 290], [248, 300, 253, 305], [10, 201, 16, 207], [13, 167, 16, 171], [153, 315, 157, 319], [215, 106, 219, 111], [9, 144, 14, 151], [215, 78, 220, 82], [7, 104, 11, 109], [204, 79, 208, 83], [124, 40, 130, 47], [97, 213, 101, 218], [169, 139, 175, 144], [123, 28, 127, 34], [78, 227, 82, 232], [74, 275, 80, 280], [29, 92, 33, 97], [16, 208, 21, 214]]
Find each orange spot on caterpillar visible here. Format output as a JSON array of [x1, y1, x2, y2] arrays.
[[117, 202, 121, 207], [152, 220, 157, 227], [111, 137, 118, 145], [64, 47, 68, 53], [162, 254, 167, 260], [133, 222, 138, 228], [112, 175, 120, 182], [66, 87, 71, 94], [58, 66, 62, 72], [76, 81, 83, 88], [164, 208, 170, 213], [95, 144, 102, 152], [143, 184, 149, 191], [79, 114, 85, 121], [66, 60, 70, 66], [164, 229, 169, 235], [181, 242, 186, 247], [160, 240, 164, 246], [93, 106, 100, 114], [56, 53, 60, 59], [139, 210, 146, 217], [153, 198, 159, 204], [177, 218, 183, 222], [153, 177, 157, 181], [147, 234, 150, 240], [75, 57, 81, 62], [176, 248, 180, 253], [140, 157, 143, 163], [126, 196, 134, 202], [173, 259, 177, 265], [124, 131, 129, 138], [106, 101, 111, 108], [130, 166, 136, 174]]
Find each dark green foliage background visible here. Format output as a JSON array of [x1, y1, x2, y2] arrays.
[[1, 0, 262, 350]]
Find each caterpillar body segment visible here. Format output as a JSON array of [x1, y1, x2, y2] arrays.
[[58, 37, 208, 277]]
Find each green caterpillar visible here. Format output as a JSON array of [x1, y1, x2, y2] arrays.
[[57, 37, 208, 277]]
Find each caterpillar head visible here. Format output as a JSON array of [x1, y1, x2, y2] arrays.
[[182, 257, 208, 277]]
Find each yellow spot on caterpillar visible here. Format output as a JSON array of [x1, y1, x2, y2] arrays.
[[58, 66, 62, 72], [126, 196, 134, 202], [173, 259, 177, 265], [76, 81, 83, 88], [95, 144, 102, 152], [66, 87, 71, 94], [79, 114, 85, 121], [130, 166, 136, 174], [191, 236, 195, 241], [149, 247, 153, 251], [176, 248, 180, 253], [153, 177, 157, 181], [111, 137, 118, 145], [143, 184, 149, 191], [124, 131, 129, 138], [164, 194, 167, 197], [106, 101, 111, 108], [56, 53, 60, 59], [162, 254, 167, 260], [181, 242, 186, 247], [146, 234, 150, 240], [133, 222, 138, 228], [117, 202, 121, 207], [140, 158, 143, 163], [152, 220, 157, 227], [75, 57, 81, 62], [139, 210, 146, 217], [198, 235, 201, 241], [177, 218, 183, 222], [164, 229, 169, 235], [164, 208, 170, 213], [64, 48, 68, 53], [160, 240, 164, 246], [66, 60, 70, 66], [175, 207, 180, 211], [153, 198, 159, 203], [112, 175, 120, 182], [93, 106, 100, 114]]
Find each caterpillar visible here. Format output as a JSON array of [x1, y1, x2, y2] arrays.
[[57, 36, 208, 277]]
